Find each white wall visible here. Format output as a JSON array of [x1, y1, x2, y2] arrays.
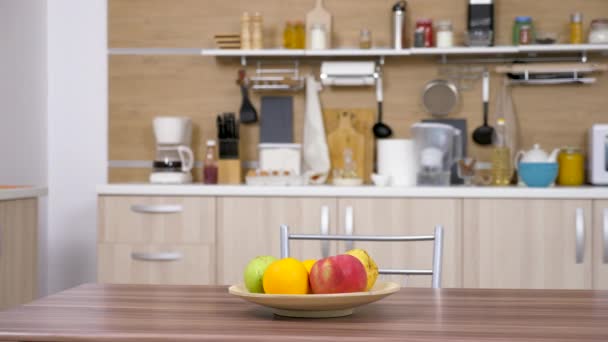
[[0, 0, 49, 296], [46, 0, 107, 294]]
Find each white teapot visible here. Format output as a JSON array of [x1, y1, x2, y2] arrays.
[[515, 144, 560, 164]]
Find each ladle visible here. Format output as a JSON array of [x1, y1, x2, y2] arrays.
[[372, 71, 392, 138], [472, 71, 494, 145]]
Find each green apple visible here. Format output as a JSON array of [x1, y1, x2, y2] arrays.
[[244, 256, 277, 293]]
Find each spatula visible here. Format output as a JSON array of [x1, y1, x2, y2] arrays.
[[306, 0, 332, 49], [237, 69, 258, 124]]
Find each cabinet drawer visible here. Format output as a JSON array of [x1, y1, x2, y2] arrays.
[[98, 196, 215, 244], [98, 243, 215, 285]]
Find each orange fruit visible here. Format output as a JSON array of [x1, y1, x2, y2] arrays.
[[302, 259, 316, 274], [262, 258, 310, 295]]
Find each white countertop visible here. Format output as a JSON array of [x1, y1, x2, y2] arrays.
[[97, 184, 608, 199], [0, 187, 48, 201]]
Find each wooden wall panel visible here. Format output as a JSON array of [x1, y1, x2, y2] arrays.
[[109, 0, 608, 182]]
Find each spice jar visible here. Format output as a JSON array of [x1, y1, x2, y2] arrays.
[[570, 12, 584, 44], [415, 19, 434, 47], [359, 28, 372, 49], [512, 16, 534, 45], [435, 20, 454, 48], [294, 21, 305, 49], [558, 147, 585, 186], [589, 19, 608, 44]]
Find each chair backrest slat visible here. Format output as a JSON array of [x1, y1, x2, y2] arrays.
[[279, 225, 444, 289]]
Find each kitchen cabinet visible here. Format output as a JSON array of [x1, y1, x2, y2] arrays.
[[464, 199, 592, 289], [217, 197, 337, 285], [0, 198, 37, 310], [337, 198, 462, 288], [593, 201, 608, 289], [97, 196, 216, 285]]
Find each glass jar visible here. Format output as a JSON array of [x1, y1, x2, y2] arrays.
[[513, 16, 534, 45], [435, 20, 454, 48], [283, 21, 295, 49], [359, 28, 372, 49], [310, 23, 327, 50], [558, 147, 585, 186], [589, 19, 608, 44], [570, 12, 584, 44], [415, 19, 434, 47], [519, 24, 533, 45]]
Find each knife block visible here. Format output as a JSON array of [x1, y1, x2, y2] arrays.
[[218, 159, 242, 184]]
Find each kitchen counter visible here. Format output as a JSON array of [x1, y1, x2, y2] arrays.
[[98, 184, 608, 199], [0, 186, 47, 201], [0, 283, 607, 341]]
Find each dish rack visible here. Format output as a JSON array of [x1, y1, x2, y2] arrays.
[[248, 61, 305, 92], [495, 63, 607, 85]]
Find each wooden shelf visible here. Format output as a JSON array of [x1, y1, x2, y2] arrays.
[[108, 45, 608, 57]]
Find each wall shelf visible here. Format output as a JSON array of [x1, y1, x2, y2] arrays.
[[109, 45, 608, 58]]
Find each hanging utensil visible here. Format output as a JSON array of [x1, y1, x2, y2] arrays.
[[422, 79, 459, 117], [372, 69, 392, 138], [237, 69, 258, 124], [472, 71, 494, 145]]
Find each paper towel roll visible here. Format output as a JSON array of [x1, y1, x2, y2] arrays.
[[377, 139, 417, 186]]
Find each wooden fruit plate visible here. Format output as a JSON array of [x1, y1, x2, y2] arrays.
[[228, 281, 400, 318]]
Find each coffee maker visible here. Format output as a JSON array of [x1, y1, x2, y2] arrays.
[[411, 123, 462, 186], [150, 117, 194, 184], [465, 0, 494, 46]]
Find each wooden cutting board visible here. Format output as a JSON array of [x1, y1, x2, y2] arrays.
[[306, 0, 332, 49], [324, 109, 375, 183]]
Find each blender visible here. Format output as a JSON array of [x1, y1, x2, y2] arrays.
[[411, 122, 462, 186], [150, 117, 194, 184]]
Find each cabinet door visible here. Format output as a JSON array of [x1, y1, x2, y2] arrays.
[[464, 199, 592, 289], [337, 198, 462, 288], [0, 199, 37, 309], [217, 197, 338, 285], [593, 201, 608, 289]]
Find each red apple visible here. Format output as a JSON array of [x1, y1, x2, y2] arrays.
[[309, 254, 367, 294]]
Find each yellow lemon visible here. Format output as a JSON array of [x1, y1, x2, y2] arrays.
[[302, 259, 316, 274], [262, 258, 310, 295]]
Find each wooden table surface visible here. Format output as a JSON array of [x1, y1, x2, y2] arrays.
[[0, 284, 608, 341]]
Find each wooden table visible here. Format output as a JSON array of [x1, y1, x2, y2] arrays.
[[0, 284, 608, 341]]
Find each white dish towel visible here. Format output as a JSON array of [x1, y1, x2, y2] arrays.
[[302, 75, 330, 184]]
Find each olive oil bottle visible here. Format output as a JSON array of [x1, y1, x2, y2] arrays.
[[491, 118, 512, 186]]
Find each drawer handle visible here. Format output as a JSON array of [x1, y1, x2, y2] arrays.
[[576, 208, 585, 264], [130, 204, 183, 214], [131, 252, 183, 262]]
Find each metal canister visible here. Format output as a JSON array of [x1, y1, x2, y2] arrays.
[[392, 1, 407, 49], [558, 147, 585, 186]]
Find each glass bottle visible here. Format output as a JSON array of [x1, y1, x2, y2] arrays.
[[491, 119, 512, 186], [294, 21, 306, 49], [283, 21, 294, 49], [203, 140, 218, 184], [570, 12, 583, 44]]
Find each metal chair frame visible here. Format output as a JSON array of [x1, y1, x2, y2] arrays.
[[280, 225, 444, 289]]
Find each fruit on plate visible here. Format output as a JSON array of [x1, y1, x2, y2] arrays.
[[302, 259, 316, 274], [309, 254, 367, 294], [244, 256, 277, 293], [262, 258, 310, 295], [346, 249, 379, 291]]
